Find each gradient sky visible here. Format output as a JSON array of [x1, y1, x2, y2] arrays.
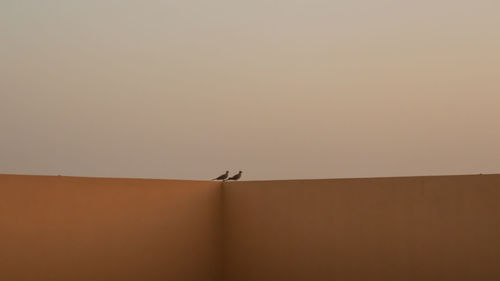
[[1, 0, 499, 180]]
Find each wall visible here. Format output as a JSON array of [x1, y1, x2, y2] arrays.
[[223, 174, 500, 281], [2, 173, 500, 281], [0, 174, 222, 281]]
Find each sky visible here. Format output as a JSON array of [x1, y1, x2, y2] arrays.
[[1, 0, 499, 180]]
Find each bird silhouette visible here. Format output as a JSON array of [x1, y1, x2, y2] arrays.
[[227, 171, 242, 181], [213, 171, 229, 181]]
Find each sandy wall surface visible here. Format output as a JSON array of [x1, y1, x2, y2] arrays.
[[223, 174, 500, 281], [0, 174, 222, 281], [2, 173, 500, 281]]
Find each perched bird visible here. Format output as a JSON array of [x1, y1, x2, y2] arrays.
[[213, 171, 229, 181], [227, 171, 242, 181]]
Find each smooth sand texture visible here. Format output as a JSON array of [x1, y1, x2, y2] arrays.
[[0, 174, 222, 281], [223, 175, 500, 281]]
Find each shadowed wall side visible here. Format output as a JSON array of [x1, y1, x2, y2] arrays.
[[0, 174, 223, 281], [223, 174, 500, 281]]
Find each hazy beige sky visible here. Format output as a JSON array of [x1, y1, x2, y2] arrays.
[[1, 0, 499, 180]]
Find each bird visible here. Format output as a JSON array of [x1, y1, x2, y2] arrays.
[[227, 171, 242, 181], [213, 171, 229, 181]]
